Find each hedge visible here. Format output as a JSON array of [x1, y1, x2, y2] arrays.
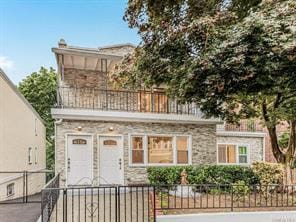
[[147, 165, 260, 186]]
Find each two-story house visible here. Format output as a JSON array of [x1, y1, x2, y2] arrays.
[[51, 39, 266, 186], [0, 69, 46, 201]]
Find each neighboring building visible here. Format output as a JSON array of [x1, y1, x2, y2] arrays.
[[216, 120, 266, 165], [51, 39, 265, 187], [0, 69, 46, 201]]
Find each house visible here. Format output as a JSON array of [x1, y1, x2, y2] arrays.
[[51, 39, 266, 187], [0, 69, 46, 201], [216, 120, 266, 165]]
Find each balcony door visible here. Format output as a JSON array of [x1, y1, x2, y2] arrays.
[[138, 89, 168, 113]]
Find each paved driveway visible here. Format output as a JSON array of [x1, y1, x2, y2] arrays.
[[0, 194, 41, 222], [0, 202, 41, 222]]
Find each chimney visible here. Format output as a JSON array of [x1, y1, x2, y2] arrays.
[[58, 39, 67, 48]]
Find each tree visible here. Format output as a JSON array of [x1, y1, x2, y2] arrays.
[[19, 67, 57, 170], [115, 0, 296, 178]]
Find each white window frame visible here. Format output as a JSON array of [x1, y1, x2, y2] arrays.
[[7, 183, 15, 197], [129, 134, 192, 167], [217, 143, 250, 165], [28, 147, 33, 164]]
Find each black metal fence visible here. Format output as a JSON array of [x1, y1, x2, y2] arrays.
[[41, 185, 155, 222], [0, 170, 54, 204], [224, 120, 263, 132], [56, 87, 199, 115], [41, 183, 296, 222], [155, 184, 296, 212]]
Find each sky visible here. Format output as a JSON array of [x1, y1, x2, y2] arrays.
[[0, 0, 140, 84]]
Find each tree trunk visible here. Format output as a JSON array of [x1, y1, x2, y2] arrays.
[[267, 126, 285, 163]]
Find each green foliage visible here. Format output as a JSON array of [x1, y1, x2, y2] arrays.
[[18, 67, 57, 169], [118, 0, 296, 166], [278, 132, 290, 149], [232, 180, 250, 201], [252, 162, 284, 185], [147, 165, 259, 186]]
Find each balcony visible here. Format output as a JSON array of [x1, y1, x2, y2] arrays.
[[56, 86, 200, 116], [217, 120, 264, 133]]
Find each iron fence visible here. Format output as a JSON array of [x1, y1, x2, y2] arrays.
[[154, 184, 296, 212], [56, 86, 199, 116], [224, 120, 263, 132], [41, 185, 155, 222], [41, 183, 296, 222], [0, 170, 54, 204]]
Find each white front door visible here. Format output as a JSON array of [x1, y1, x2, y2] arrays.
[[99, 136, 123, 185], [67, 135, 92, 186]]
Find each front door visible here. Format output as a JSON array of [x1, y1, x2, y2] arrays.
[[67, 135, 92, 186], [99, 136, 123, 185]]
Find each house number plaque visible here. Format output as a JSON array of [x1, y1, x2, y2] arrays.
[[103, 140, 117, 146], [72, 139, 87, 145]]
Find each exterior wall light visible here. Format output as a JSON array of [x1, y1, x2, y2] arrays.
[[109, 127, 114, 132], [77, 126, 82, 131]]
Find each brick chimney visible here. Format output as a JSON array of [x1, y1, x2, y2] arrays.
[[58, 39, 67, 48]]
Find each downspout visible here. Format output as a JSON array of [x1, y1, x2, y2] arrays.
[[54, 119, 63, 175]]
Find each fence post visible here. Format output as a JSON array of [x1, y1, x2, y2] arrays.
[[23, 171, 26, 203], [116, 186, 119, 222], [153, 186, 156, 222], [25, 171, 28, 203], [231, 185, 234, 212], [63, 189, 67, 222], [41, 189, 44, 222]]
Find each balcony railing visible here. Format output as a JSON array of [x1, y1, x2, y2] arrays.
[[217, 120, 263, 132], [56, 86, 200, 115]]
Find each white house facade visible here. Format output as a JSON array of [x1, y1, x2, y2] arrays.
[[0, 69, 46, 201]]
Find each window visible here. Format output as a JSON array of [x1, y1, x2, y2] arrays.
[[7, 183, 15, 197], [148, 136, 173, 164], [177, 136, 189, 164], [131, 136, 144, 164], [218, 144, 249, 164], [130, 134, 191, 165], [35, 147, 38, 164], [28, 147, 33, 164], [238, 146, 248, 164]]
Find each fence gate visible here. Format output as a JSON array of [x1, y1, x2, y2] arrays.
[[41, 185, 156, 222]]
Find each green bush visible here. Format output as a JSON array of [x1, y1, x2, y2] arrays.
[[252, 162, 284, 185], [147, 165, 259, 186], [232, 180, 250, 201]]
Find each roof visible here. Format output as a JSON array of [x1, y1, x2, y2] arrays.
[[0, 68, 45, 125], [52, 40, 136, 58], [52, 39, 136, 72]]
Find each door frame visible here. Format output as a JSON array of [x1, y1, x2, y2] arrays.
[[65, 133, 94, 186], [97, 134, 124, 185]]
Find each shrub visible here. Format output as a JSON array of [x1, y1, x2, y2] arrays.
[[252, 162, 284, 197], [232, 180, 250, 201], [147, 165, 259, 186], [251, 162, 284, 185]]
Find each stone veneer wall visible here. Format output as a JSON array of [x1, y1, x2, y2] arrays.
[[56, 120, 216, 186], [216, 136, 264, 164], [62, 68, 107, 88]]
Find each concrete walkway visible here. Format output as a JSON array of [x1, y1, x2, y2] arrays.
[[0, 202, 41, 222], [158, 211, 296, 222]]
